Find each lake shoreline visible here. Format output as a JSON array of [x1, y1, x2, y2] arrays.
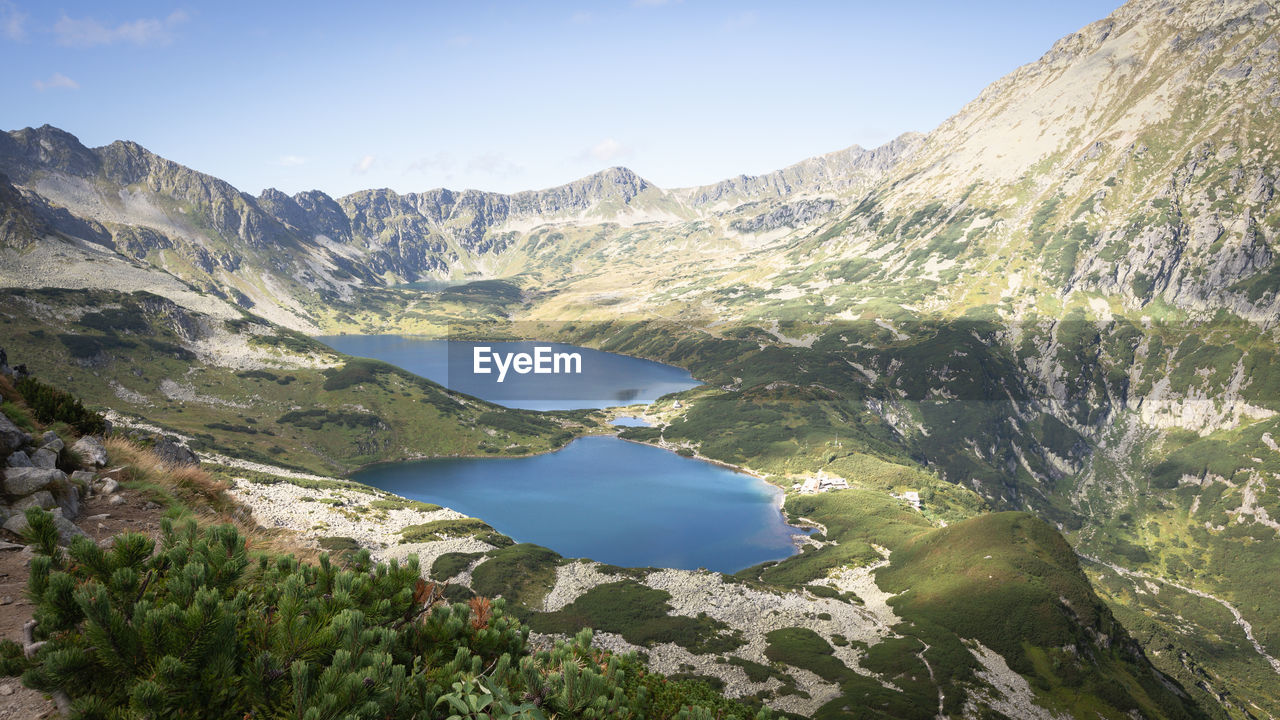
[[351, 434, 806, 572], [344, 425, 810, 556]]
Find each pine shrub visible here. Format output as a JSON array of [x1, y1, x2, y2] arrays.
[[14, 376, 107, 435], [2, 509, 771, 720]]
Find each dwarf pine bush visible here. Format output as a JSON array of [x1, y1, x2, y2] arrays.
[[1, 508, 770, 720]]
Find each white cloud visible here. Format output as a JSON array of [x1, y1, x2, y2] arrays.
[[352, 155, 376, 175], [276, 155, 306, 167], [33, 72, 79, 91], [580, 138, 630, 164], [54, 9, 188, 48], [1, 1, 27, 41]]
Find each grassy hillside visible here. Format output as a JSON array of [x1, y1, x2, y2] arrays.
[[0, 288, 594, 475]]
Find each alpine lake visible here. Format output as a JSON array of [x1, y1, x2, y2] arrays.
[[319, 335, 806, 572]]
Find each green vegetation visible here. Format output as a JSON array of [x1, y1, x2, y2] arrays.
[[529, 581, 745, 655], [726, 656, 790, 685], [0, 288, 590, 476], [1, 510, 771, 720], [764, 628, 849, 683], [470, 544, 564, 610], [15, 375, 107, 435], [369, 498, 442, 513], [277, 408, 385, 430], [398, 518, 509, 545], [432, 551, 486, 580]]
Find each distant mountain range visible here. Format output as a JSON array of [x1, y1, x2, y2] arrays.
[[0, 123, 923, 328]]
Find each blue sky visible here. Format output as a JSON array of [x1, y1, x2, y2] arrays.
[[1, 1, 1123, 197]]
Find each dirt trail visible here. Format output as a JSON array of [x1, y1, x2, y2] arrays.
[[0, 488, 168, 718]]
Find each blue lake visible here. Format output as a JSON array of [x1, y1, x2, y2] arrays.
[[317, 335, 701, 411], [353, 436, 805, 572]]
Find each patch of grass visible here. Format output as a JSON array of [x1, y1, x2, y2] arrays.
[[727, 656, 790, 684], [528, 580, 745, 655], [469, 544, 562, 609], [431, 551, 485, 580], [763, 627, 850, 683], [398, 518, 497, 544], [0, 401, 37, 433], [369, 498, 442, 513], [321, 359, 381, 391]]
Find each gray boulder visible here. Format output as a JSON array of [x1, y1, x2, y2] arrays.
[[30, 448, 57, 469], [0, 514, 22, 537], [100, 478, 120, 495], [3, 508, 86, 545], [52, 483, 79, 520], [6, 451, 31, 468], [13, 491, 56, 512], [70, 470, 95, 483], [52, 511, 86, 544], [40, 431, 59, 446], [4, 467, 65, 496], [71, 436, 108, 467], [153, 436, 198, 467], [41, 437, 64, 454], [0, 414, 24, 455]]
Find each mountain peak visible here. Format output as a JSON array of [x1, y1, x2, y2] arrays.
[[0, 125, 99, 181]]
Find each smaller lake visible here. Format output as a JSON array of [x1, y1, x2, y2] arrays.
[[317, 335, 700, 411], [353, 436, 805, 572]]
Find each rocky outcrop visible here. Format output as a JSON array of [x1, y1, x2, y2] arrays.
[[152, 435, 198, 467], [683, 133, 924, 207], [730, 198, 838, 233], [0, 387, 102, 536]]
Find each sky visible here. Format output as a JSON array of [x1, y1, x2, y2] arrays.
[[1, 1, 1124, 198]]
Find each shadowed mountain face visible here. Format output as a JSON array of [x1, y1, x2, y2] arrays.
[[2, 0, 1280, 716]]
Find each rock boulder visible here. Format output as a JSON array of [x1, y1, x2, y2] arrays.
[[4, 467, 65, 496], [30, 448, 57, 469], [0, 414, 24, 455], [71, 436, 108, 467], [153, 436, 198, 467]]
